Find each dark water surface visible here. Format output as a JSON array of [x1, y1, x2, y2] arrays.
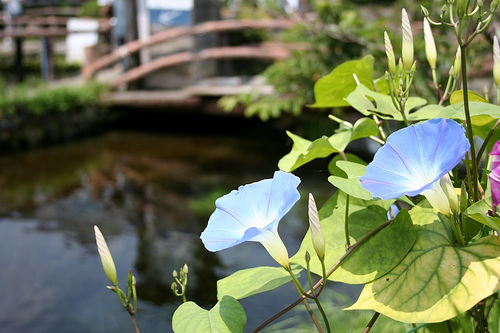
[[0, 128, 338, 333]]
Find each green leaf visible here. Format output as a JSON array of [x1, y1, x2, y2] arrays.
[[216, 266, 302, 300], [346, 84, 426, 120], [449, 90, 488, 104], [328, 153, 366, 176], [464, 200, 500, 232], [351, 118, 379, 141], [291, 192, 415, 284], [172, 296, 246, 333], [311, 55, 374, 108], [328, 161, 372, 200], [409, 102, 500, 122], [278, 131, 343, 172], [279, 118, 378, 172], [347, 205, 500, 323]]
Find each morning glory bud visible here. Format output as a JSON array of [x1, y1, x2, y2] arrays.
[[401, 8, 414, 72], [491, 0, 499, 12], [453, 47, 462, 78], [457, 0, 470, 17], [423, 19, 437, 69], [308, 193, 325, 261], [384, 31, 397, 76], [494, 36, 500, 87], [440, 174, 459, 214], [94, 225, 118, 286]]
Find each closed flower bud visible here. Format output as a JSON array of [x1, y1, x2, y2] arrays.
[[494, 36, 500, 87], [457, 0, 469, 17], [384, 31, 396, 76], [308, 193, 325, 261], [94, 225, 118, 286], [491, 0, 499, 12], [401, 9, 414, 72], [423, 19, 437, 69]]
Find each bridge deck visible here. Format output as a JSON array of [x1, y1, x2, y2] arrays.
[[99, 76, 272, 110]]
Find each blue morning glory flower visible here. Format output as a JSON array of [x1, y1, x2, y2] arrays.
[[361, 118, 469, 215], [200, 171, 301, 269]]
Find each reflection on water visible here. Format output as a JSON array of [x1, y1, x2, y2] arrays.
[[0, 130, 337, 332]]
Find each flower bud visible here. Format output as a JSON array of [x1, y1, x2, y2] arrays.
[[457, 0, 470, 17], [440, 173, 459, 214], [453, 47, 462, 78], [384, 31, 396, 76], [401, 8, 414, 72], [491, 0, 499, 12], [308, 193, 325, 261], [494, 36, 500, 87], [182, 264, 189, 274], [173, 270, 178, 278], [94, 225, 118, 286], [423, 19, 437, 69]]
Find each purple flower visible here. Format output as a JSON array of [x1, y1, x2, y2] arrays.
[[361, 118, 469, 215], [489, 140, 500, 214], [200, 171, 300, 269]]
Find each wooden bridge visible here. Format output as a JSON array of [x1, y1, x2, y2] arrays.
[[81, 18, 304, 109], [0, 14, 303, 110]]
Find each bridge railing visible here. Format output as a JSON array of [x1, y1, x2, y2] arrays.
[[82, 19, 304, 86]]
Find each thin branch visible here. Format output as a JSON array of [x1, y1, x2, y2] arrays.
[[362, 312, 380, 333], [251, 219, 394, 332]]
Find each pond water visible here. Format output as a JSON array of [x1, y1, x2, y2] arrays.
[[0, 121, 348, 333]]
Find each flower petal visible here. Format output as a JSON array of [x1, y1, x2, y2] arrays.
[[361, 119, 469, 200], [490, 140, 500, 171], [490, 165, 500, 214], [200, 171, 300, 252]]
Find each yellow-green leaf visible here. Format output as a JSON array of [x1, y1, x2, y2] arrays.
[[216, 266, 302, 300], [449, 90, 488, 105], [172, 296, 246, 333], [311, 55, 374, 108], [347, 205, 500, 323], [291, 192, 415, 284]]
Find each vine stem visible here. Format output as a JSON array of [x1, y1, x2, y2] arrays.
[[362, 312, 380, 333], [459, 43, 480, 202], [290, 279, 324, 333], [251, 220, 394, 332]]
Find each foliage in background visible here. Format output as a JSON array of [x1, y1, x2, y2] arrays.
[[218, 0, 383, 121], [0, 80, 104, 116]]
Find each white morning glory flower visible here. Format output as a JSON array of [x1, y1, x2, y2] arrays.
[[360, 118, 470, 216], [200, 171, 301, 269]]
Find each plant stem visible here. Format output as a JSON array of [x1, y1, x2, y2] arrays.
[[459, 43, 480, 202], [130, 315, 140, 333], [345, 194, 351, 248], [476, 119, 500, 163], [305, 259, 331, 333], [252, 220, 393, 332], [290, 279, 324, 333], [363, 312, 380, 333]]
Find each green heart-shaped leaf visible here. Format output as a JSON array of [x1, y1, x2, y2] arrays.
[[347, 205, 500, 323], [172, 296, 246, 333], [291, 191, 415, 284], [346, 84, 426, 120], [328, 161, 372, 200], [449, 90, 488, 104], [216, 265, 302, 300], [311, 55, 374, 108], [464, 199, 500, 232]]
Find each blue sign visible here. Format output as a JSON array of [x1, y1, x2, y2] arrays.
[[150, 9, 191, 27]]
